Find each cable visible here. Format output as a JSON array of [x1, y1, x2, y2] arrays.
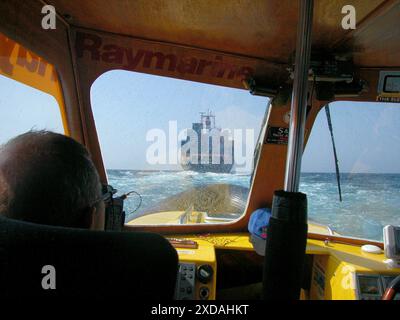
[[120, 190, 143, 213]]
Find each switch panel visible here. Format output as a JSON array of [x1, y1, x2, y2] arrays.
[[175, 263, 196, 300]]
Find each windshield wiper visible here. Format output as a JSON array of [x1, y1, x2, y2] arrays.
[[325, 104, 343, 202]]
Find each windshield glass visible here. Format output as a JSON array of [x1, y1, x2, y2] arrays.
[[0, 75, 63, 143], [91, 70, 268, 225], [301, 101, 400, 241]]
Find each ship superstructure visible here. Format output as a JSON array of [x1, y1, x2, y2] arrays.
[[181, 111, 234, 173]]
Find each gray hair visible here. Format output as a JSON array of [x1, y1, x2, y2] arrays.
[[0, 130, 102, 227]]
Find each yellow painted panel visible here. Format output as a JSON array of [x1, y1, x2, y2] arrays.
[[0, 33, 68, 135]]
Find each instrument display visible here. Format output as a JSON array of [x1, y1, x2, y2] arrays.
[[357, 275, 381, 298], [383, 225, 400, 260], [396, 228, 400, 255], [357, 274, 400, 300]]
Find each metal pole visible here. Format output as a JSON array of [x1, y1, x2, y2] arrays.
[[284, 0, 314, 192]]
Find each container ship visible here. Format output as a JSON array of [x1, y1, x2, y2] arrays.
[[180, 111, 234, 173]]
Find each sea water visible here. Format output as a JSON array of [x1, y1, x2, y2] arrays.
[[108, 170, 400, 241]]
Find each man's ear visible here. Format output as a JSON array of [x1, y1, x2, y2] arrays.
[[89, 206, 98, 230], [89, 205, 105, 231]]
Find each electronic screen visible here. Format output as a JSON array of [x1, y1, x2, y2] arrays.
[[358, 276, 380, 295], [395, 228, 400, 255], [383, 225, 400, 260], [383, 76, 400, 93]]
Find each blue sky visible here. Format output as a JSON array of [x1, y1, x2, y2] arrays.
[[90, 70, 266, 171], [302, 101, 400, 173], [1, 72, 400, 173]]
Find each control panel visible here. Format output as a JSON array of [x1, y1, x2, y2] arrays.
[[175, 263, 196, 300], [356, 274, 400, 300], [174, 262, 215, 300]]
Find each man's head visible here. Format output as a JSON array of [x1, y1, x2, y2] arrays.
[[0, 131, 105, 230]]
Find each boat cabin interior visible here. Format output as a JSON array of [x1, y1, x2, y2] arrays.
[[0, 0, 400, 300]]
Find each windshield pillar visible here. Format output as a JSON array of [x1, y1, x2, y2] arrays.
[[284, 0, 314, 192]]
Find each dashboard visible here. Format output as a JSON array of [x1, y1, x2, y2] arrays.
[[169, 234, 400, 300]]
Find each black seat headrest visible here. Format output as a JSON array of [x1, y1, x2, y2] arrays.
[[0, 216, 178, 298]]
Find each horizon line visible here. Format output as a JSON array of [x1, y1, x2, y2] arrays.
[[105, 169, 400, 174]]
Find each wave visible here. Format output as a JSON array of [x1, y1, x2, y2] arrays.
[[107, 170, 400, 241]]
